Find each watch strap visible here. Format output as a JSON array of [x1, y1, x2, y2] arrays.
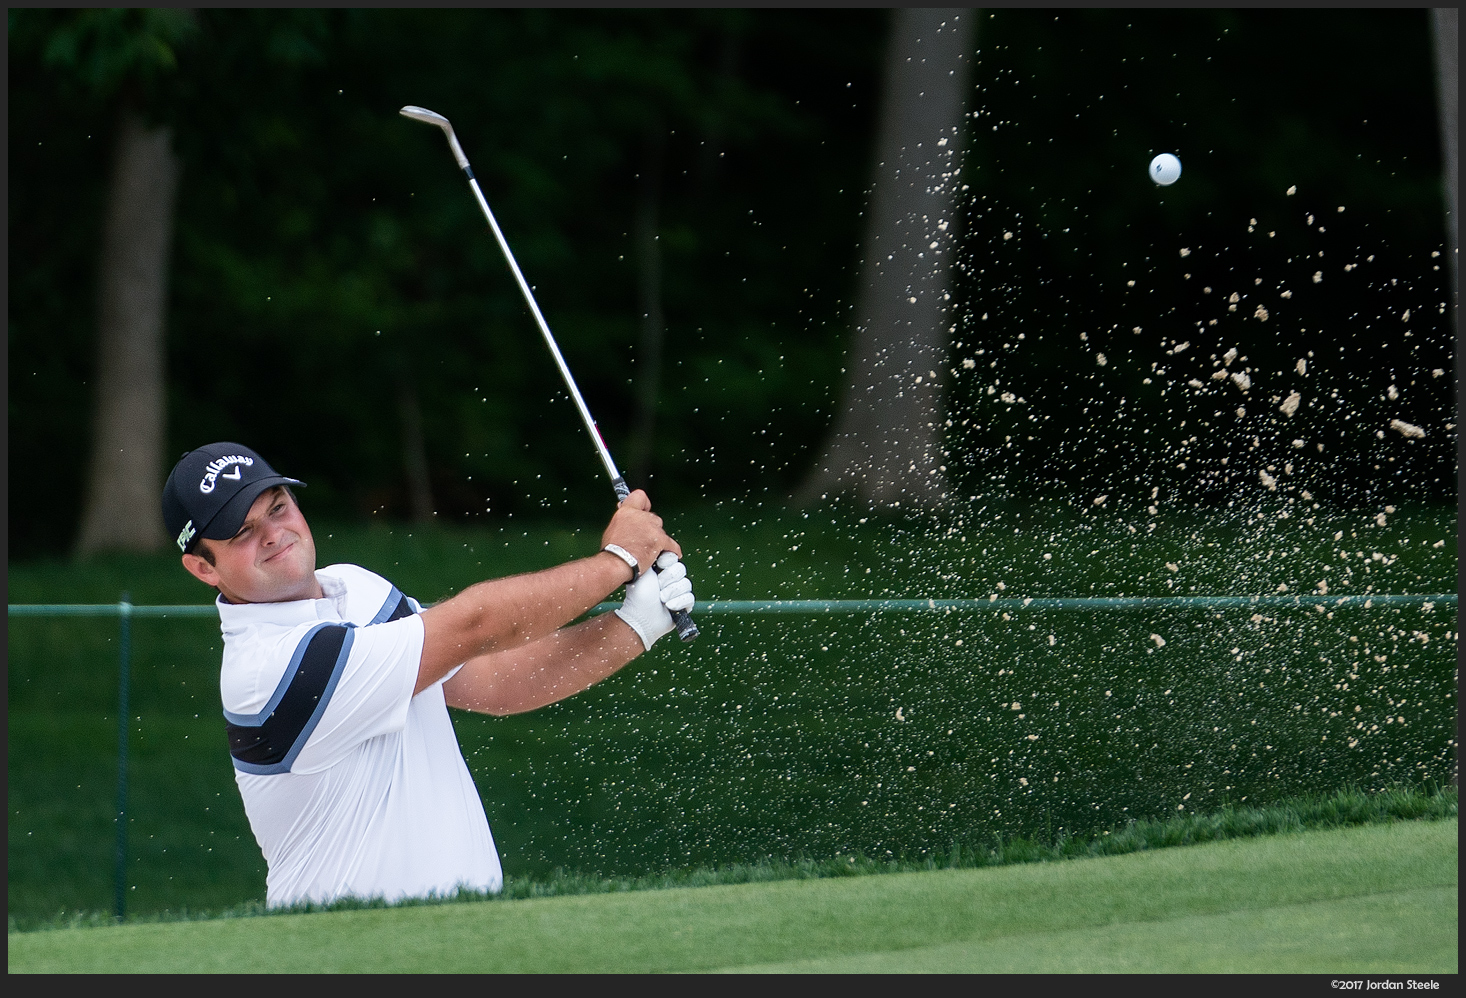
[[602, 543, 639, 583]]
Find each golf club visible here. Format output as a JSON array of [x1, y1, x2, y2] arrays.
[[401, 104, 698, 642]]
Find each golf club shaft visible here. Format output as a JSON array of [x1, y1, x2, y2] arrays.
[[403, 106, 697, 641], [464, 174, 628, 495]]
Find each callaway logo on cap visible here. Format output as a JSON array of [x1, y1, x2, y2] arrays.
[[199, 454, 254, 494], [162, 443, 305, 554]]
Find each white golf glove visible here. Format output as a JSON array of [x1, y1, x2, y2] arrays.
[[615, 552, 695, 650]]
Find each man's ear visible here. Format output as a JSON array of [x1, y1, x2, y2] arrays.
[[181, 552, 221, 588]]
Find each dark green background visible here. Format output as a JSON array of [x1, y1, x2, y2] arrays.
[[9, 9, 1453, 558]]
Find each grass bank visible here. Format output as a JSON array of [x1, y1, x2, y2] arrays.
[[11, 784, 1456, 933], [9, 818, 1457, 973]]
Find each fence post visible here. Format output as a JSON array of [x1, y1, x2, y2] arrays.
[[113, 593, 132, 921]]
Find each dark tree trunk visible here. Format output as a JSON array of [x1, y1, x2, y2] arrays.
[[695, 29, 741, 190], [796, 9, 974, 510], [1432, 9, 1458, 324], [398, 378, 435, 524], [628, 125, 667, 487], [77, 109, 179, 555]]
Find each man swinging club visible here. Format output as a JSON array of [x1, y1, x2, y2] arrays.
[[163, 441, 695, 908]]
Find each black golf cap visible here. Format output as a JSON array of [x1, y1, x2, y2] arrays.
[[162, 443, 305, 554]]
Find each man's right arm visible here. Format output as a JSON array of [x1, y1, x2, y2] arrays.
[[414, 490, 677, 694]]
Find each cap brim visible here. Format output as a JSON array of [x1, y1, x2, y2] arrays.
[[197, 476, 307, 542]]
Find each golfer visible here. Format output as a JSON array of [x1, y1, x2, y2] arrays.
[[162, 442, 695, 908]]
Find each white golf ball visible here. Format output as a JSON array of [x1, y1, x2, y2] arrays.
[[1149, 153, 1182, 186]]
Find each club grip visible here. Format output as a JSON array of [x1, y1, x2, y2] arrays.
[[670, 607, 699, 643], [655, 551, 698, 642], [615, 482, 697, 642]]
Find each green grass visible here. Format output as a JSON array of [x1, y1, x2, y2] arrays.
[[9, 818, 1457, 973], [13, 785, 1454, 932], [9, 501, 1458, 923], [729, 886, 1457, 974]]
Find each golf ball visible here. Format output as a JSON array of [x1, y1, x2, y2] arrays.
[[1149, 153, 1182, 186]]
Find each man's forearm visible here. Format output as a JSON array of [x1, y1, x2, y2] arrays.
[[441, 612, 643, 715], [417, 551, 630, 692]]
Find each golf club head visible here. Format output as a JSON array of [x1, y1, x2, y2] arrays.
[[400, 105, 450, 127], [400, 105, 470, 170]]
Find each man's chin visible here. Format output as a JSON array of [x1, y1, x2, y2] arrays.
[[252, 561, 319, 602]]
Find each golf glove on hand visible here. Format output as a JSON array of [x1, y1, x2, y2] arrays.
[[615, 552, 695, 650]]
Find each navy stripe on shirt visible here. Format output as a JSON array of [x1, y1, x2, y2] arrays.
[[226, 624, 355, 775], [371, 587, 416, 625]]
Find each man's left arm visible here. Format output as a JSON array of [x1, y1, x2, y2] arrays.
[[442, 555, 694, 716]]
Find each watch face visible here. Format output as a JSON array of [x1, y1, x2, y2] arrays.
[[604, 544, 638, 579]]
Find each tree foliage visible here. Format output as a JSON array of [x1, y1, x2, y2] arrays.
[[17, 7, 198, 99], [9, 10, 1451, 559], [11, 10, 886, 556]]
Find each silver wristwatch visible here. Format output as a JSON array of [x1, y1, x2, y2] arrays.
[[602, 543, 639, 583]]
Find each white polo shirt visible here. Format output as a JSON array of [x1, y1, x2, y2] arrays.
[[217, 563, 502, 908]]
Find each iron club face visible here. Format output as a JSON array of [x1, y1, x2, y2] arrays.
[[399, 106, 469, 170]]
